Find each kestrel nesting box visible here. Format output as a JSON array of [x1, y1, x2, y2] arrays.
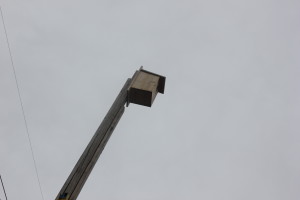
[[128, 68, 165, 107]]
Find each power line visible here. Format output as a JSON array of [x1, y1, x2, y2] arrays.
[[0, 6, 45, 200], [0, 175, 8, 200]]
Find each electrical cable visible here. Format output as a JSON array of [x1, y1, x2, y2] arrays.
[[0, 175, 8, 200], [0, 6, 45, 200]]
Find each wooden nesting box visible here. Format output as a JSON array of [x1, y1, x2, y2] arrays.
[[128, 69, 165, 107]]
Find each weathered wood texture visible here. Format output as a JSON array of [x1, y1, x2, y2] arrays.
[[128, 69, 165, 107], [55, 68, 166, 200], [55, 79, 131, 200], [128, 71, 158, 107], [138, 69, 166, 94], [131, 71, 160, 92]]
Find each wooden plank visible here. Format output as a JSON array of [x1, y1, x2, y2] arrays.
[[55, 79, 131, 200], [131, 71, 159, 92], [70, 106, 125, 199]]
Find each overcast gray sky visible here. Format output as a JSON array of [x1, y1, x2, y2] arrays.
[[1, 0, 300, 200]]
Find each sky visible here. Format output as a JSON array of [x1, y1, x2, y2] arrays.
[[0, 0, 300, 200]]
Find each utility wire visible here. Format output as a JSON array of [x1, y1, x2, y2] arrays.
[[0, 6, 45, 200], [0, 175, 8, 200], [0, 175, 7, 200]]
